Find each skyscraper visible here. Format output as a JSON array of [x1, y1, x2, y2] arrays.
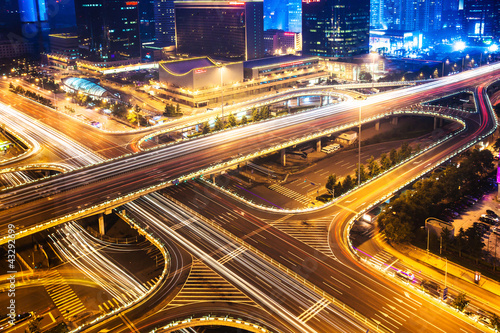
[[139, 0, 156, 44], [75, 0, 140, 62], [264, 0, 302, 33], [154, 0, 175, 47], [302, 0, 370, 57], [175, 0, 264, 61], [463, 0, 498, 44]]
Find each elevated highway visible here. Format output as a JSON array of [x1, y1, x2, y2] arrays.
[[1, 64, 500, 243]]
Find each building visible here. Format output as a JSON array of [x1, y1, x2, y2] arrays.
[[158, 57, 243, 90], [263, 30, 301, 55], [387, 0, 443, 33], [154, 0, 175, 47], [152, 55, 327, 106], [75, 0, 141, 62], [302, 0, 370, 58], [0, 40, 35, 59], [337, 130, 358, 145], [174, 0, 264, 61], [370, 30, 421, 55], [264, 0, 302, 33], [463, 0, 499, 44], [62, 77, 120, 100], [139, 0, 156, 45], [49, 33, 79, 59], [243, 55, 320, 80], [426, 218, 455, 237]]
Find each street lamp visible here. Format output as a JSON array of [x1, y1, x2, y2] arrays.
[[462, 54, 469, 72], [370, 52, 378, 86], [441, 59, 449, 77], [219, 65, 225, 123]]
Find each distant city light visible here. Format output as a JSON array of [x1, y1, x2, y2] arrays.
[[489, 44, 498, 52], [453, 41, 466, 51]]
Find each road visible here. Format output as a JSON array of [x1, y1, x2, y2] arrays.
[[1, 63, 500, 238]]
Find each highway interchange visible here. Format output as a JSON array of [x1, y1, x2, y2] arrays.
[[1, 63, 500, 332]]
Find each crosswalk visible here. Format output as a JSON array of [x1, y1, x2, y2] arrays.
[[166, 260, 256, 309], [98, 276, 160, 314], [268, 184, 311, 205], [367, 250, 393, 269], [267, 216, 337, 260], [43, 270, 86, 321]]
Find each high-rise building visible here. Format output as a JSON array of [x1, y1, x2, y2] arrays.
[[463, 0, 499, 44], [75, 0, 140, 62], [139, 0, 156, 44], [302, 0, 370, 58], [263, 29, 301, 55], [154, 0, 175, 47], [264, 0, 302, 33], [175, 0, 264, 61]]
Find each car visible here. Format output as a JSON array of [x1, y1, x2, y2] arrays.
[[420, 280, 441, 298], [486, 209, 499, 219], [480, 215, 496, 225], [493, 227, 500, 236]]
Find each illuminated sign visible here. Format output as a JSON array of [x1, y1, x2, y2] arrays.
[[280, 61, 303, 68], [302, 0, 321, 3], [229, 1, 245, 5], [194, 69, 207, 74], [125, 1, 138, 5], [284, 32, 295, 36]]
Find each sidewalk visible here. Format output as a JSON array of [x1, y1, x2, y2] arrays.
[[374, 234, 500, 313]]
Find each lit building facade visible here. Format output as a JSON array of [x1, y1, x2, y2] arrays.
[[174, 0, 264, 61], [463, 0, 499, 44], [154, 0, 175, 47], [302, 0, 370, 58], [75, 0, 141, 62], [263, 30, 301, 55]]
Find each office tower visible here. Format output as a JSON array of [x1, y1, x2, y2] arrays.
[[154, 0, 175, 47], [75, 0, 140, 62], [463, 0, 498, 43], [47, 0, 77, 32], [302, 0, 370, 57], [442, 0, 460, 29], [264, 0, 301, 33], [139, 0, 156, 44], [175, 0, 264, 61]]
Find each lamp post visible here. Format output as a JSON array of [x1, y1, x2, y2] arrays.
[[358, 105, 361, 186], [441, 59, 449, 77], [462, 54, 469, 72], [219, 66, 225, 123]]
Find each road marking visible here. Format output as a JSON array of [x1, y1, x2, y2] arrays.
[[297, 298, 330, 323], [119, 313, 139, 333], [329, 275, 350, 288], [43, 270, 86, 321], [334, 202, 358, 214], [383, 259, 399, 271]]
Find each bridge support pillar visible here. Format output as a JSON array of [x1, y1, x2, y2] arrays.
[[391, 116, 398, 125], [316, 139, 322, 152], [439, 118, 443, 127], [98, 213, 105, 235], [320, 96, 324, 107], [155, 135, 159, 144], [297, 97, 300, 106], [281, 149, 286, 166], [375, 120, 380, 131], [434, 117, 438, 129]]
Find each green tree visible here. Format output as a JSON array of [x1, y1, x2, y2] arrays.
[[240, 115, 248, 125], [342, 175, 354, 193], [260, 105, 270, 119], [367, 156, 381, 177], [354, 164, 368, 183], [326, 174, 337, 194], [379, 212, 413, 243], [451, 293, 469, 312], [333, 181, 343, 197], [8, 82, 14, 90], [389, 148, 399, 165], [440, 227, 452, 252], [493, 138, 500, 151], [359, 71, 372, 82], [400, 142, 412, 160], [176, 103, 181, 114], [455, 227, 467, 257], [252, 107, 260, 122], [227, 113, 237, 127], [214, 116, 224, 131], [164, 103, 175, 116], [380, 153, 391, 171], [201, 121, 210, 134], [127, 111, 138, 124]]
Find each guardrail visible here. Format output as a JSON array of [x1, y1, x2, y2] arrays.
[[153, 315, 274, 333]]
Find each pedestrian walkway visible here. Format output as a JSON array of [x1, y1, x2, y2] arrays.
[[366, 250, 393, 270], [268, 184, 310, 206], [165, 260, 257, 309], [43, 270, 86, 321]]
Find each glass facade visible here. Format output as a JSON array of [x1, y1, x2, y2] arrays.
[[175, 1, 263, 61], [302, 0, 370, 57], [154, 0, 175, 47], [75, 0, 140, 61]]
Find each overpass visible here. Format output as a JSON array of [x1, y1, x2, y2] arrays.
[[1, 64, 500, 244]]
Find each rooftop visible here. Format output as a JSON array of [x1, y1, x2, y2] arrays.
[[63, 77, 110, 97], [159, 57, 218, 75], [243, 55, 318, 69]]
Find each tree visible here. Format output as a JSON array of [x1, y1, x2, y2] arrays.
[[400, 142, 412, 160], [389, 148, 399, 166], [354, 164, 368, 183], [455, 227, 467, 257], [214, 116, 224, 131], [164, 103, 175, 116], [465, 224, 485, 258], [378, 212, 412, 243], [126, 111, 138, 124], [380, 153, 391, 171], [240, 115, 248, 125], [252, 107, 260, 122], [201, 121, 210, 134], [342, 175, 354, 193], [176, 103, 181, 114], [440, 227, 452, 252], [493, 138, 500, 151], [227, 113, 237, 127], [367, 156, 381, 177], [451, 293, 469, 312], [359, 71, 372, 82], [260, 105, 270, 119], [8, 82, 14, 90], [326, 174, 337, 194]]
